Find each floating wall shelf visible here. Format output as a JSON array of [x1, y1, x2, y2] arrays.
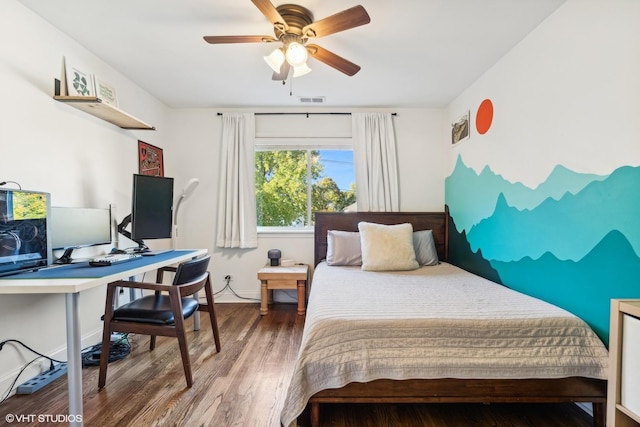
[[53, 96, 155, 130], [53, 79, 155, 130]]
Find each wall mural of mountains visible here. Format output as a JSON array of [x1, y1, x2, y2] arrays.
[[445, 156, 640, 344]]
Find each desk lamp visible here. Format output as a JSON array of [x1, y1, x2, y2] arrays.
[[172, 178, 201, 329], [172, 178, 200, 249]]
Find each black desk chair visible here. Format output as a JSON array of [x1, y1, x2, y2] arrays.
[[98, 254, 221, 389]]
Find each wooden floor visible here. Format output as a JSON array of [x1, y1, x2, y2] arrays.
[[2, 303, 596, 426]]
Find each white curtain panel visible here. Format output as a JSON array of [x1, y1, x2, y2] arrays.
[[352, 112, 399, 211], [216, 113, 258, 248]]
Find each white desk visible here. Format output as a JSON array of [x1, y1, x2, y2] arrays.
[[0, 249, 207, 427]]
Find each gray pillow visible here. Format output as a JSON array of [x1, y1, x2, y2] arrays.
[[326, 228, 439, 267], [413, 229, 439, 266], [326, 230, 362, 266]]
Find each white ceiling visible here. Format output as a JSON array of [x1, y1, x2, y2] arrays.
[[20, 0, 565, 109]]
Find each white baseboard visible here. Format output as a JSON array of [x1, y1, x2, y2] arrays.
[[213, 290, 260, 303], [212, 288, 297, 304]]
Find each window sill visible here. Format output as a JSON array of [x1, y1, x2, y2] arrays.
[[257, 227, 314, 238]]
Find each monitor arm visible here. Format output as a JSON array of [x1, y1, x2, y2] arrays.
[[117, 214, 148, 252], [55, 248, 75, 265]]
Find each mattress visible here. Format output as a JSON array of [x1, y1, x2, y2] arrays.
[[281, 262, 609, 426]]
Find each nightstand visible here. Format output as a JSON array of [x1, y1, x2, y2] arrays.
[[258, 264, 308, 315]]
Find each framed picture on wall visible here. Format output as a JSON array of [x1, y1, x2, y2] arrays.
[[138, 140, 164, 176], [451, 111, 470, 145]]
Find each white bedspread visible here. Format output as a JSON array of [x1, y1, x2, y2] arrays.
[[280, 262, 608, 427]]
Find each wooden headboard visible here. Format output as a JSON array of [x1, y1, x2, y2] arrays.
[[314, 212, 449, 267]]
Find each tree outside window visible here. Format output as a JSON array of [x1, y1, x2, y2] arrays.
[[256, 149, 355, 227]]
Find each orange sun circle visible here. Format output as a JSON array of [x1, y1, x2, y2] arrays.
[[476, 99, 493, 135]]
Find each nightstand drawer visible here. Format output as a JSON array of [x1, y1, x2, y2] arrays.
[[267, 279, 297, 289]]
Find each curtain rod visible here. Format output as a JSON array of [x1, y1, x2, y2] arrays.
[[216, 112, 397, 117]]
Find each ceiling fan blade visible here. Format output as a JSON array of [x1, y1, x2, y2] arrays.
[[203, 35, 276, 44], [306, 44, 361, 76], [272, 62, 291, 81], [251, 0, 288, 30], [302, 5, 370, 38]]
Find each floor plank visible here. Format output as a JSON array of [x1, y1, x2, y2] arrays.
[[1, 303, 595, 426]]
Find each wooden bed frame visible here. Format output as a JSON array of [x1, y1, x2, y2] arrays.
[[304, 211, 607, 427]]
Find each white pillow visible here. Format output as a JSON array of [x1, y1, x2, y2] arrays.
[[413, 229, 439, 266], [326, 230, 362, 266], [357, 222, 419, 271]]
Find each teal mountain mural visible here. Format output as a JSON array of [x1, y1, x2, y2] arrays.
[[446, 156, 607, 232], [492, 230, 640, 342], [466, 166, 639, 262], [445, 156, 640, 344], [447, 215, 501, 284]]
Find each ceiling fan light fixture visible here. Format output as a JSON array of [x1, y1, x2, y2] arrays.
[[204, 3, 370, 78], [292, 63, 312, 78], [264, 48, 285, 73], [285, 42, 308, 67]]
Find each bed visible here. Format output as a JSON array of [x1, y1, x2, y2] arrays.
[[280, 212, 608, 427]]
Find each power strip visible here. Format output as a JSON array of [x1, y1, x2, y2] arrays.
[[16, 363, 67, 394]]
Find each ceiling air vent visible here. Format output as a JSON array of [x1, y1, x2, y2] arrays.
[[298, 96, 326, 104]]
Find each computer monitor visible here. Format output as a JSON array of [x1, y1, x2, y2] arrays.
[[50, 207, 112, 264], [0, 188, 52, 276], [118, 174, 174, 252]]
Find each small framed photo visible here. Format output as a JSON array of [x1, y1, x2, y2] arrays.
[[138, 140, 164, 176], [451, 111, 470, 145], [65, 61, 94, 97], [94, 77, 118, 106]]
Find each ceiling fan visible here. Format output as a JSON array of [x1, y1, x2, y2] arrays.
[[203, 0, 371, 80]]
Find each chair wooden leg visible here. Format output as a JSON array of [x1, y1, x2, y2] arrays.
[[98, 285, 117, 389], [203, 275, 221, 352], [170, 289, 193, 387], [149, 290, 162, 351]]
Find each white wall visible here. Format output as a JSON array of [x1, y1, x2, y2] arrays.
[[446, 0, 640, 182], [0, 1, 446, 395]]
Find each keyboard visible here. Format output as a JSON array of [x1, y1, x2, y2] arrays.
[[89, 253, 143, 267]]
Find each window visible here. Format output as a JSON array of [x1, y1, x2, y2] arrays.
[[256, 148, 356, 228]]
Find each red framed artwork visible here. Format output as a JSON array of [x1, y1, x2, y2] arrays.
[[138, 140, 164, 176]]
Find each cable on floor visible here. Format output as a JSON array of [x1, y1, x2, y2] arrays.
[[214, 275, 260, 302], [81, 333, 131, 367], [0, 340, 65, 403]]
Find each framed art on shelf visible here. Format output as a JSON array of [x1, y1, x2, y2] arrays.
[[94, 77, 118, 106], [451, 111, 470, 145], [138, 140, 164, 176], [64, 58, 95, 97]]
